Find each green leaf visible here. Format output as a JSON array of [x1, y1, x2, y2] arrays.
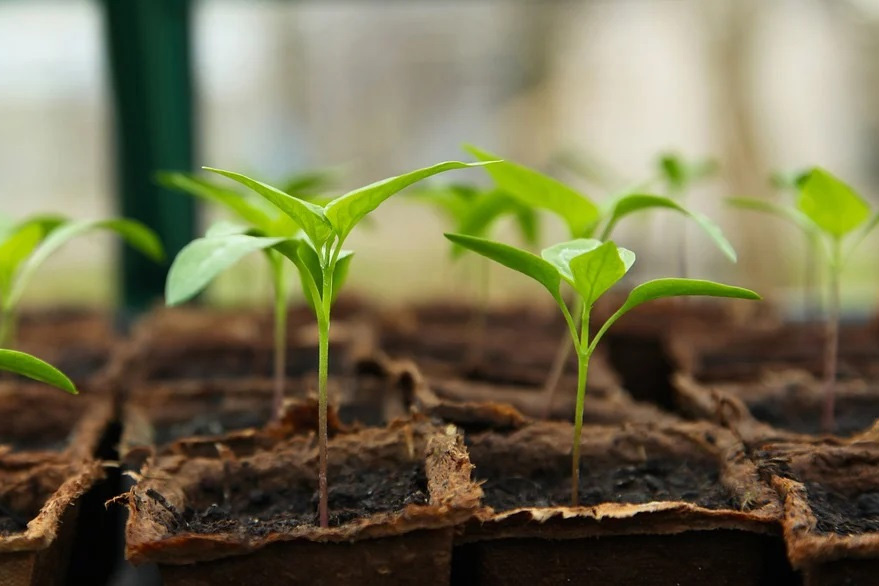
[[166, 234, 287, 306], [444, 233, 562, 304], [0, 349, 76, 394], [464, 145, 600, 238], [5, 219, 164, 312], [157, 171, 276, 232], [205, 220, 253, 238], [659, 153, 718, 191], [0, 224, 47, 296], [618, 278, 761, 315], [325, 161, 493, 242], [601, 194, 737, 262], [541, 238, 603, 282], [204, 167, 333, 247], [727, 197, 817, 235], [569, 241, 634, 307], [289, 242, 354, 310], [797, 168, 870, 239]]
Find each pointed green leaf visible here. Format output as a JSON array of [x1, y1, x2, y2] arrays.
[[444, 233, 562, 304], [602, 194, 737, 261], [166, 234, 287, 306], [0, 215, 69, 295], [727, 197, 816, 234], [5, 219, 164, 312], [0, 349, 76, 394], [541, 239, 603, 283], [205, 220, 252, 238], [157, 172, 276, 232], [289, 242, 354, 310], [569, 241, 634, 307], [204, 167, 333, 247], [325, 161, 492, 241], [619, 278, 760, 315], [797, 168, 870, 239], [465, 145, 599, 238]]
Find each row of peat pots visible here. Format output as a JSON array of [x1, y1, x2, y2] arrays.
[[2, 300, 879, 585]]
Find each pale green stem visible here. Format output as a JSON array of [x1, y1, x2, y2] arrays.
[[316, 246, 337, 529], [270, 258, 287, 423], [821, 239, 841, 433], [571, 309, 590, 507]]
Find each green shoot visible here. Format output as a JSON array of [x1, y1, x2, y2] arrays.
[[200, 160, 492, 528], [464, 146, 737, 406], [732, 168, 878, 431], [0, 349, 76, 394], [412, 183, 538, 363], [445, 233, 760, 506], [160, 169, 340, 423], [0, 216, 164, 347]]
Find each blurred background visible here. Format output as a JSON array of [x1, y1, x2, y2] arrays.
[[2, 0, 878, 316]]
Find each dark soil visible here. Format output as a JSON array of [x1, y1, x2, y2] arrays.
[[747, 392, 879, 437], [0, 501, 29, 536], [152, 464, 428, 536], [153, 411, 271, 447], [806, 481, 879, 535], [478, 458, 736, 512]]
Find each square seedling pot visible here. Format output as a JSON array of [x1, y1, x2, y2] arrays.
[[0, 456, 103, 586], [125, 420, 481, 586], [112, 306, 370, 384], [454, 421, 795, 586], [375, 303, 620, 395], [675, 371, 879, 447], [399, 361, 677, 431], [0, 382, 112, 461], [759, 442, 879, 585]]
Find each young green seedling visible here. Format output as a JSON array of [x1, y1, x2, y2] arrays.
[[464, 146, 737, 403], [446, 233, 760, 505], [0, 215, 164, 347], [412, 183, 538, 363], [730, 168, 879, 431], [160, 169, 340, 423], [178, 160, 491, 528]]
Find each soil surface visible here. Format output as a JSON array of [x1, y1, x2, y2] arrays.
[[806, 482, 879, 535], [747, 392, 879, 437], [0, 502, 29, 536], [478, 458, 735, 512], [153, 464, 428, 536]]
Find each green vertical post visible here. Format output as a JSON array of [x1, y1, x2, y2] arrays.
[[100, 0, 197, 314]]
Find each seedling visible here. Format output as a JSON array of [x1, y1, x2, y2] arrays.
[[412, 183, 538, 362], [728, 168, 879, 431], [464, 146, 737, 401], [171, 160, 490, 528], [446, 233, 760, 505], [160, 169, 339, 423], [0, 215, 164, 347]]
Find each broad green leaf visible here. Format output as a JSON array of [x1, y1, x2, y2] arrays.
[[325, 161, 492, 242], [0, 349, 76, 394], [465, 145, 600, 237], [204, 167, 333, 247], [602, 194, 737, 262], [618, 278, 761, 315], [157, 172, 276, 231], [727, 197, 816, 234], [288, 243, 354, 311], [797, 168, 870, 239], [541, 239, 603, 282], [166, 234, 287, 306], [0, 224, 46, 296], [444, 233, 562, 304], [569, 241, 634, 307], [5, 219, 164, 312], [409, 184, 473, 226]]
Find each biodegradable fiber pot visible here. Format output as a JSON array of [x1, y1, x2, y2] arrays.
[[759, 442, 879, 586], [125, 419, 482, 586], [674, 371, 879, 447], [454, 421, 794, 586], [0, 456, 103, 586]]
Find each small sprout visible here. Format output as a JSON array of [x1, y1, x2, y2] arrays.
[[729, 168, 879, 431], [0, 216, 164, 347], [200, 160, 492, 528], [445, 233, 760, 506]]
